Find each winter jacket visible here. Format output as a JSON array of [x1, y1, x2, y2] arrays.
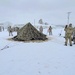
[[39, 26, 43, 33], [65, 26, 73, 38], [48, 27, 52, 32], [73, 27, 75, 37]]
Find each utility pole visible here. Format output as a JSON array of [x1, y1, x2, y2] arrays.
[[67, 12, 71, 25]]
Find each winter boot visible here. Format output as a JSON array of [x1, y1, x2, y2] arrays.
[[70, 44, 72, 46], [65, 43, 67, 46], [73, 43, 75, 44]]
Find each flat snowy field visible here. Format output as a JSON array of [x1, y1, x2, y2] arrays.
[[0, 27, 75, 75]]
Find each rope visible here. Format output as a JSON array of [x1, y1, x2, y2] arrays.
[[0, 42, 22, 51]]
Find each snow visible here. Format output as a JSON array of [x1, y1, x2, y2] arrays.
[[0, 27, 75, 75]]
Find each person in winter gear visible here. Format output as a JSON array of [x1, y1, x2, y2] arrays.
[[48, 26, 52, 35], [64, 23, 73, 46], [0, 26, 2, 32], [73, 27, 75, 44], [64, 25, 68, 44], [64, 25, 68, 38], [8, 26, 13, 36], [39, 26, 43, 33], [2, 26, 4, 31]]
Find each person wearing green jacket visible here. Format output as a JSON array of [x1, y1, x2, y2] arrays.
[[64, 23, 73, 46]]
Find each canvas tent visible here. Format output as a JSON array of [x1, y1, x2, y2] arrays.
[[13, 22, 47, 41]]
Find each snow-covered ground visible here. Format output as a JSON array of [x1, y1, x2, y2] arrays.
[[0, 27, 75, 75]]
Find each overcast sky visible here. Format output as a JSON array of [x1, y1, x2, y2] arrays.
[[0, 0, 75, 25]]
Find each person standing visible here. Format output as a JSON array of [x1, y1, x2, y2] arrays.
[[73, 27, 75, 44], [8, 26, 13, 36], [48, 26, 52, 35], [64, 25, 68, 37], [0, 26, 1, 32], [64, 23, 73, 46], [39, 26, 43, 33], [2, 26, 4, 31]]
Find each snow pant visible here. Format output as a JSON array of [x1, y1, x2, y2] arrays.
[[49, 31, 52, 35], [9, 31, 13, 36], [73, 37, 75, 44], [65, 37, 72, 45], [65, 34, 72, 45]]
